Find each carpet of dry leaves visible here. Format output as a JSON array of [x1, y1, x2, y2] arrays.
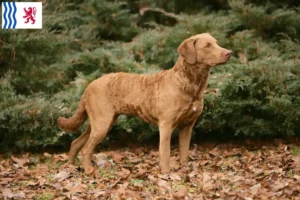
[[1, 138, 300, 200]]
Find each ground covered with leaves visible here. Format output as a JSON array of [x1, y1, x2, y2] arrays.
[[1, 139, 300, 199]]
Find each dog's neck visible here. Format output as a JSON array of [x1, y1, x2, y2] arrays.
[[171, 56, 211, 100]]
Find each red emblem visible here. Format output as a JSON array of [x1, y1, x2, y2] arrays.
[[23, 7, 36, 24]]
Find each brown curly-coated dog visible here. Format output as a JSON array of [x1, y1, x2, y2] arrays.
[[57, 33, 232, 174]]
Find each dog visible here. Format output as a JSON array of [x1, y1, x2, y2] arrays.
[[57, 33, 232, 174]]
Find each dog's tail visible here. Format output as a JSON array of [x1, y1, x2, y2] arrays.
[[57, 93, 87, 132]]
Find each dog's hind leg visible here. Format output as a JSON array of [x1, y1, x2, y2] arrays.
[[81, 114, 115, 175], [68, 124, 91, 164]]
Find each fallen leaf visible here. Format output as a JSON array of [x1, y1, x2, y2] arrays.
[[0, 178, 13, 185], [157, 179, 170, 190], [147, 175, 157, 183], [117, 168, 130, 179], [133, 168, 147, 178], [95, 153, 108, 167], [115, 182, 129, 199], [11, 156, 28, 168], [43, 152, 52, 158], [38, 177, 46, 186], [1, 188, 14, 199], [128, 157, 142, 164], [65, 185, 86, 194], [209, 148, 220, 157], [11, 192, 26, 199], [169, 173, 181, 181], [92, 190, 106, 198], [36, 164, 49, 174], [53, 154, 68, 163], [271, 181, 287, 192], [27, 181, 38, 186], [293, 174, 300, 181], [158, 173, 169, 180], [173, 186, 188, 200], [250, 183, 261, 195], [112, 153, 124, 163], [53, 170, 70, 182]]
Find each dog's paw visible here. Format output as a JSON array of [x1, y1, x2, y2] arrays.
[[85, 166, 96, 175], [160, 165, 170, 173]]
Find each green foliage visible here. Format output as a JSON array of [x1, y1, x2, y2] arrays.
[[229, 0, 300, 40], [198, 57, 300, 136], [1, 0, 300, 151]]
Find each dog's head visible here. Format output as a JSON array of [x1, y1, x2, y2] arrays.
[[178, 33, 231, 67]]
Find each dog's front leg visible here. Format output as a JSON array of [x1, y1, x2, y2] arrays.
[[178, 122, 195, 165], [159, 123, 175, 173]]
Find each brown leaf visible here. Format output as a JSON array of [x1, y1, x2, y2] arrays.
[[36, 164, 49, 174], [115, 182, 129, 199], [53, 170, 70, 182], [43, 152, 52, 158], [51, 182, 63, 190], [209, 148, 220, 157], [169, 173, 181, 181], [292, 156, 300, 170], [27, 181, 38, 186], [157, 178, 171, 190], [117, 168, 130, 179], [1, 188, 26, 199], [1, 188, 14, 199], [95, 153, 108, 167], [188, 171, 198, 179], [293, 174, 300, 182], [271, 181, 287, 192], [65, 185, 86, 194], [250, 183, 261, 195], [11, 156, 28, 168], [92, 190, 106, 198], [147, 175, 157, 184], [223, 148, 241, 157], [112, 153, 125, 164], [38, 177, 46, 186], [158, 173, 169, 180], [53, 154, 68, 163], [173, 186, 188, 200], [133, 168, 147, 178], [202, 172, 211, 183], [11, 192, 26, 199], [0, 178, 13, 185]]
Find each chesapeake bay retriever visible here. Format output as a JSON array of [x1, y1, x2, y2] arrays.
[[57, 33, 232, 174]]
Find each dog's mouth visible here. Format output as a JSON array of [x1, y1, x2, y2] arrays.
[[218, 56, 231, 65], [205, 56, 231, 67]]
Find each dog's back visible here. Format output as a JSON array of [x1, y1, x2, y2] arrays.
[[86, 71, 170, 124]]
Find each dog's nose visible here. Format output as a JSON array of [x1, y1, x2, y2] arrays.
[[225, 50, 232, 58]]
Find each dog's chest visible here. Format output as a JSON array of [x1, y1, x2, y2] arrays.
[[177, 99, 203, 125]]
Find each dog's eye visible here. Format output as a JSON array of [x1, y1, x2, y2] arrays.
[[205, 43, 211, 48]]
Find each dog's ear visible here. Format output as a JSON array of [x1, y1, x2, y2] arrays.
[[178, 38, 197, 64]]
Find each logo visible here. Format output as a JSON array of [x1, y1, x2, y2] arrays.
[[23, 7, 36, 24], [2, 2, 42, 29]]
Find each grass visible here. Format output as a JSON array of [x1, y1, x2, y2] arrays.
[[35, 192, 55, 200], [291, 146, 300, 156]]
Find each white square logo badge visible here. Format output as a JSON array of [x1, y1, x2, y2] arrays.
[[2, 2, 42, 29]]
